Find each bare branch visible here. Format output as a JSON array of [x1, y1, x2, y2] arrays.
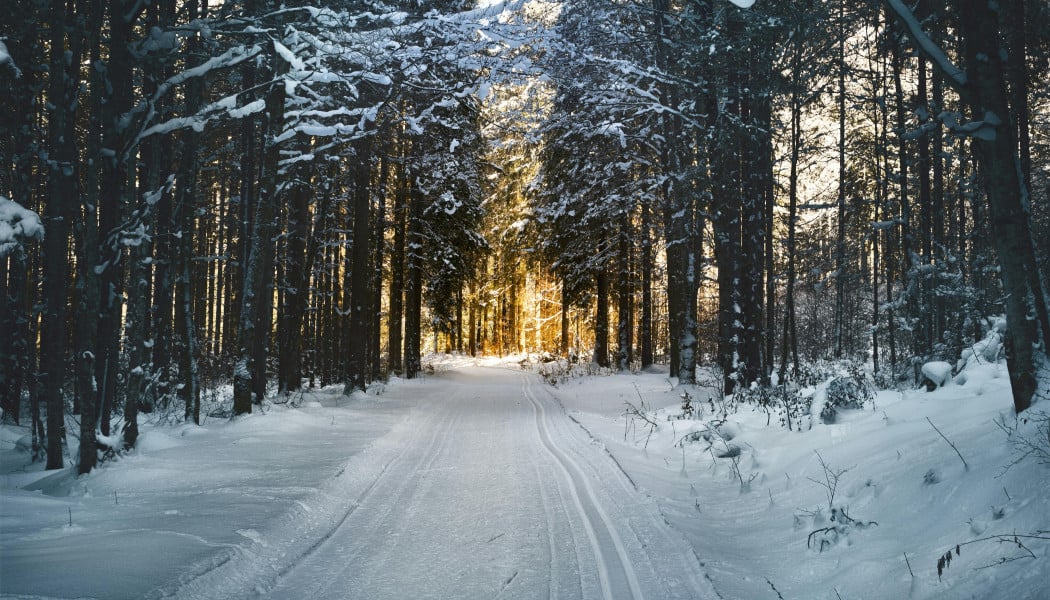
[[927, 417, 970, 471]]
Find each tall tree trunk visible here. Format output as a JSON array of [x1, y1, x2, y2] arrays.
[[834, 7, 848, 359], [403, 180, 424, 379], [41, 0, 80, 469], [233, 42, 286, 413], [639, 201, 654, 368], [594, 268, 610, 368], [652, 0, 681, 376], [346, 136, 374, 394], [277, 152, 319, 395], [388, 164, 407, 375], [616, 216, 633, 371], [175, 0, 203, 423], [276, 190, 301, 395], [370, 141, 389, 380], [890, 30, 918, 379], [141, 0, 177, 411], [779, 69, 802, 382], [956, 0, 1048, 411], [74, 0, 105, 472], [97, 0, 136, 439], [917, 58, 933, 360]]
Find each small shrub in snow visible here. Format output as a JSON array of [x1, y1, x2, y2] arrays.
[[935, 532, 1050, 579], [819, 363, 874, 424], [679, 390, 694, 419], [801, 452, 877, 552], [623, 396, 659, 448], [922, 468, 940, 486], [535, 356, 614, 386], [806, 506, 878, 552], [995, 410, 1050, 474]]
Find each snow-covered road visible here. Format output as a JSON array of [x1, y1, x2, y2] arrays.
[[173, 367, 716, 600]]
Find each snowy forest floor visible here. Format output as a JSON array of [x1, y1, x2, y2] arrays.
[[1, 355, 1048, 600]]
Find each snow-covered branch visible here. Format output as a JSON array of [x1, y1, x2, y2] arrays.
[[0, 196, 44, 257], [882, 0, 968, 92]]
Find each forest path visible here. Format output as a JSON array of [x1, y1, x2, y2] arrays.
[[173, 367, 715, 600]]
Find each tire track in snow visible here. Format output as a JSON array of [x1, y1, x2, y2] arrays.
[[273, 403, 462, 599], [162, 402, 452, 600], [339, 400, 467, 594], [522, 375, 644, 600], [538, 382, 722, 599]]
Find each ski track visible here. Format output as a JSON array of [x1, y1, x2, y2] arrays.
[[523, 374, 642, 600], [163, 367, 715, 600]]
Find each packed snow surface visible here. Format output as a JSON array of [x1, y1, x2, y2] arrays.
[[2, 354, 1047, 600], [1, 365, 714, 599]]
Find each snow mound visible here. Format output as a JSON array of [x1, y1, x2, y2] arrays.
[[922, 361, 953, 387], [135, 430, 185, 453]]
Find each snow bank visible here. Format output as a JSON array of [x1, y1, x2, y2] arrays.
[[551, 358, 1050, 600], [0, 386, 413, 599]]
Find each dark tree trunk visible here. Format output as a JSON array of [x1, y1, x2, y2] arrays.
[[234, 41, 286, 413], [779, 67, 802, 383], [175, 0, 203, 423], [276, 183, 305, 395], [346, 136, 374, 394], [594, 268, 610, 368], [388, 167, 407, 375], [97, 0, 136, 441], [616, 216, 633, 371], [404, 181, 424, 379], [74, 0, 105, 472], [371, 143, 389, 380], [834, 10, 848, 359], [956, 0, 1048, 412], [639, 201, 654, 368], [42, 0, 81, 469]]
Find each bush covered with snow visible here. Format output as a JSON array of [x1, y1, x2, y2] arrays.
[[819, 363, 875, 424], [0, 195, 43, 257]]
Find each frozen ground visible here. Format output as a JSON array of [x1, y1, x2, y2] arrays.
[[1, 353, 1047, 600]]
